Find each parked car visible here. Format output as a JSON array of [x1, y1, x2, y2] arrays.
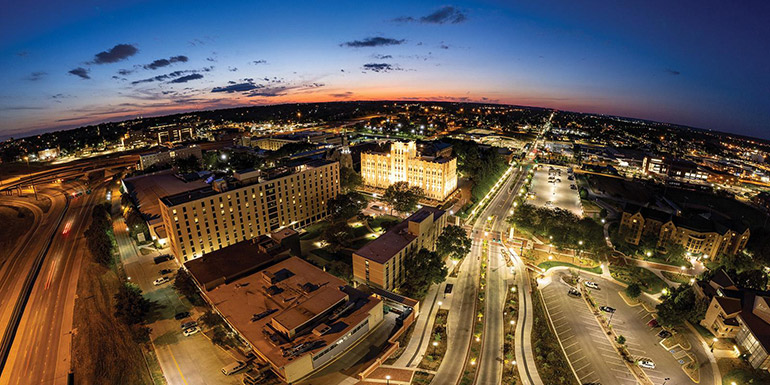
[[583, 281, 600, 289], [183, 326, 200, 337], [153, 276, 170, 286], [647, 318, 660, 328], [174, 311, 190, 320], [657, 330, 672, 339], [241, 369, 264, 384], [638, 360, 655, 369], [599, 306, 616, 313], [181, 321, 198, 330], [568, 288, 582, 297], [159, 268, 174, 275], [222, 361, 247, 376], [153, 254, 172, 264]]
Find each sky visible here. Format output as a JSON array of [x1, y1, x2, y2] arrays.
[[1, 0, 769, 140]]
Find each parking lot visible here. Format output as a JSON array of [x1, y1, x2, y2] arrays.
[[540, 276, 637, 385], [529, 165, 582, 216], [587, 277, 711, 385]]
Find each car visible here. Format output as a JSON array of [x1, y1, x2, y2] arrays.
[[657, 330, 672, 339], [583, 281, 600, 289], [183, 326, 200, 337], [568, 288, 582, 297], [638, 360, 655, 369], [242, 369, 264, 384], [181, 321, 198, 330], [174, 311, 190, 320], [159, 268, 174, 275], [647, 318, 660, 328], [153, 254, 173, 264], [153, 276, 170, 286], [222, 361, 247, 376], [599, 306, 616, 313]]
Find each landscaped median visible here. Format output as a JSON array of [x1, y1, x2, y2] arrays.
[[609, 264, 668, 294], [414, 309, 449, 384], [502, 274, 520, 385], [460, 244, 487, 385], [537, 260, 603, 275]]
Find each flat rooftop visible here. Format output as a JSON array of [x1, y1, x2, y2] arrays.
[[203, 257, 380, 369], [355, 207, 444, 264], [122, 170, 207, 223]]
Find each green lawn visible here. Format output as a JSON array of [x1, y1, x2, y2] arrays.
[[300, 221, 329, 240], [610, 265, 668, 294], [349, 237, 372, 250], [352, 225, 370, 238], [368, 215, 400, 232], [537, 261, 603, 275], [661, 271, 694, 284]]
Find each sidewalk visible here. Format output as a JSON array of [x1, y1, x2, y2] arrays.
[[393, 279, 444, 367]]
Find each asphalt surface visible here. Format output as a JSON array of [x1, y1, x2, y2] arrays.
[[540, 274, 637, 385], [0, 181, 105, 385], [529, 166, 582, 216]]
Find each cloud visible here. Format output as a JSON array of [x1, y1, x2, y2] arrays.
[[212, 82, 260, 93], [16, 51, 29, 57], [143, 55, 188, 70], [90, 43, 138, 64], [251, 60, 267, 65], [372, 54, 392, 59], [68, 67, 90, 79], [117, 69, 135, 76], [130, 67, 212, 85], [439, 44, 450, 50], [228, 66, 238, 72], [394, 6, 467, 24], [330, 91, 354, 98], [341, 37, 405, 48], [362, 63, 400, 73], [665, 69, 681, 75], [25, 72, 47, 81], [169, 73, 203, 83]]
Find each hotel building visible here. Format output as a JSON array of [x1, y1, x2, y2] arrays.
[[360, 141, 457, 201], [353, 206, 447, 291], [159, 159, 339, 262]]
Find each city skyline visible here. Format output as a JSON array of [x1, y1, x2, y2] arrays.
[[2, 0, 769, 140]]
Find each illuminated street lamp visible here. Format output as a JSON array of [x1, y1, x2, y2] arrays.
[[432, 341, 438, 355], [711, 337, 718, 352], [385, 375, 391, 385]]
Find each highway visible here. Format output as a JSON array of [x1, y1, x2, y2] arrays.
[[0, 180, 106, 385]]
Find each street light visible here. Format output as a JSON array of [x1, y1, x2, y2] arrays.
[[386, 375, 391, 385], [711, 337, 718, 352], [432, 341, 438, 355]]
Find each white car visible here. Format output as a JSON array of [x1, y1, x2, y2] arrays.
[[638, 360, 655, 369], [583, 281, 599, 289], [153, 276, 171, 286], [183, 326, 200, 337]]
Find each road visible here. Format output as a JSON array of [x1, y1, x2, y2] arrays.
[[110, 186, 239, 385], [0, 181, 106, 385]]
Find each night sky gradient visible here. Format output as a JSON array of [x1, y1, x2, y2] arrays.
[[1, 0, 768, 140]]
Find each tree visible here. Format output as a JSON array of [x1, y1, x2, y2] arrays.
[[599, 208, 608, 218], [327, 192, 367, 221], [655, 284, 708, 327], [199, 310, 224, 328], [382, 181, 424, 215], [173, 269, 200, 301], [114, 283, 152, 325], [436, 225, 472, 260], [340, 166, 363, 193], [625, 283, 642, 299], [401, 248, 448, 299], [323, 221, 355, 252], [616, 335, 626, 345], [733, 269, 768, 290], [665, 243, 686, 263], [172, 155, 201, 173]]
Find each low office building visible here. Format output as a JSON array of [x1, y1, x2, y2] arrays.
[[360, 141, 457, 201], [353, 207, 447, 291], [643, 156, 709, 182], [619, 204, 749, 257], [159, 159, 339, 262], [138, 145, 202, 170], [194, 256, 383, 383], [698, 271, 770, 371]]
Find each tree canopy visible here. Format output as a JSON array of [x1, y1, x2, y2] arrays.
[[401, 248, 448, 299], [436, 224, 472, 260], [340, 166, 363, 193], [655, 284, 708, 327], [508, 203, 607, 256], [323, 221, 355, 252], [625, 283, 642, 299], [327, 192, 367, 221], [114, 283, 152, 325], [382, 181, 424, 214], [172, 154, 201, 173]]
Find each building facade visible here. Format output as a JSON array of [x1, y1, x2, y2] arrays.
[[352, 207, 447, 291], [360, 141, 457, 201], [159, 160, 339, 262], [643, 156, 709, 182], [138, 145, 202, 170], [620, 204, 749, 257]]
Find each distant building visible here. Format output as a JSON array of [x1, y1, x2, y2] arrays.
[[353, 206, 448, 290], [752, 191, 770, 212], [696, 271, 770, 371], [138, 145, 202, 170], [619, 204, 749, 257], [190, 256, 383, 383], [643, 156, 708, 182], [159, 159, 340, 262], [360, 141, 457, 201], [152, 124, 194, 145], [37, 148, 59, 161], [241, 131, 344, 151]]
